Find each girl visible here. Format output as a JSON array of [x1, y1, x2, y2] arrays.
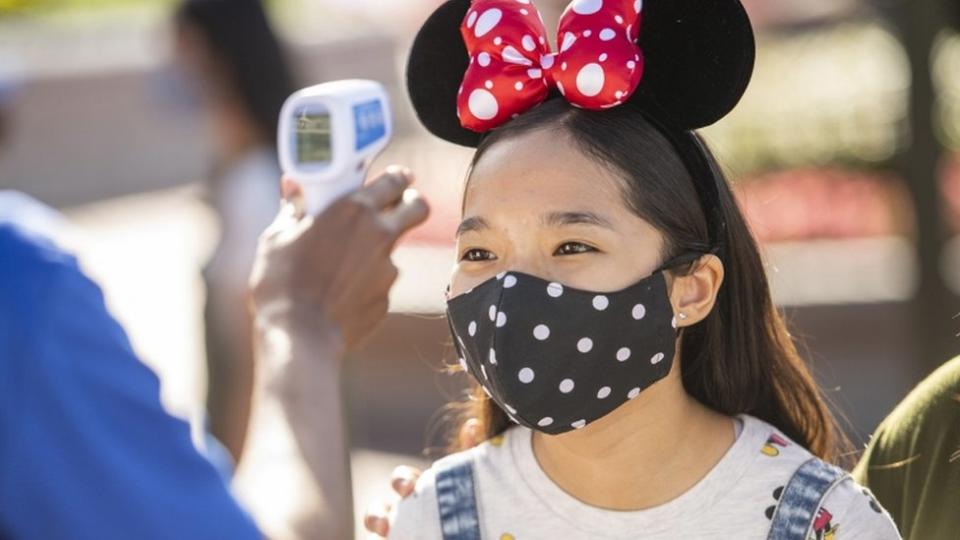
[[390, 0, 901, 538]]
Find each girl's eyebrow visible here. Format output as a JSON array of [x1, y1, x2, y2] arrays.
[[456, 216, 490, 237], [455, 212, 613, 238], [542, 211, 614, 229]]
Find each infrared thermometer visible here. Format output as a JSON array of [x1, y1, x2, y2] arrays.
[[278, 79, 393, 215]]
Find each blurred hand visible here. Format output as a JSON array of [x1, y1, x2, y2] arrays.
[[363, 419, 484, 537], [248, 166, 430, 352], [363, 466, 421, 538]]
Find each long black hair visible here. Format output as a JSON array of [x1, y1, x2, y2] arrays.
[[451, 98, 851, 463], [175, 0, 296, 145]]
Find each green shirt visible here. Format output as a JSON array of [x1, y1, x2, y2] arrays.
[[853, 356, 960, 540]]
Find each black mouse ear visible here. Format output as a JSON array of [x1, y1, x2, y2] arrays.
[[406, 0, 482, 147], [629, 0, 756, 131]]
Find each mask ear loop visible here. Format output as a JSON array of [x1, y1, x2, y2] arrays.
[[654, 246, 720, 336], [654, 247, 718, 274]]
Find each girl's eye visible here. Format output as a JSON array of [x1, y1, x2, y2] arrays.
[[554, 242, 598, 256], [461, 248, 496, 262]]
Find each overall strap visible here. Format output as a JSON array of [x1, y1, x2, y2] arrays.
[[435, 453, 483, 540], [767, 457, 849, 540]]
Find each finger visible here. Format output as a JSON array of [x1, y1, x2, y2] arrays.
[[280, 176, 302, 200], [366, 531, 387, 540], [280, 177, 306, 217], [279, 198, 299, 223], [261, 199, 301, 239], [459, 418, 483, 449], [390, 466, 422, 497], [363, 501, 392, 537], [352, 166, 414, 210], [380, 189, 430, 243]]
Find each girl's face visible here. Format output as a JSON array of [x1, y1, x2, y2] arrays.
[[450, 127, 669, 298]]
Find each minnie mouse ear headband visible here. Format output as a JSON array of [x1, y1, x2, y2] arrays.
[[406, 0, 756, 254], [407, 0, 755, 145]]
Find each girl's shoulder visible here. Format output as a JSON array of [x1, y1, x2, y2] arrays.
[[386, 427, 522, 540], [740, 415, 901, 539]]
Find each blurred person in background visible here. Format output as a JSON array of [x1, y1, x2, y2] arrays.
[[0, 60, 71, 241], [852, 356, 960, 540], [0, 55, 16, 163], [171, 0, 297, 461], [0, 77, 7, 149], [0, 165, 429, 539]]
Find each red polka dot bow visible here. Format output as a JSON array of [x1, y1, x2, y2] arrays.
[[458, 0, 644, 132]]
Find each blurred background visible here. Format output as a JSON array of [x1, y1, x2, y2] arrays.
[[1, 0, 958, 537]]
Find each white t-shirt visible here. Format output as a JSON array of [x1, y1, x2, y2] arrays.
[[388, 414, 900, 539]]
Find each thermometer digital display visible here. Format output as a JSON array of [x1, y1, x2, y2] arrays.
[[295, 109, 332, 165]]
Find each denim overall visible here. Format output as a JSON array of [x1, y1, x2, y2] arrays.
[[434, 455, 847, 540]]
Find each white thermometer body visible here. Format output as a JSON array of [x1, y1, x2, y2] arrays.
[[277, 79, 392, 215]]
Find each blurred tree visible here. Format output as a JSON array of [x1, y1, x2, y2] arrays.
[[0, 0, 31, 14], [891, 0, 960, 373], [0, 0, 178, 16]]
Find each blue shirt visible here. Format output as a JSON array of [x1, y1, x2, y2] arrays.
[[0, 223, 262, 539]]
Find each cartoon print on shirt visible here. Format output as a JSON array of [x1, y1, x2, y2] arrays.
[[764, 486, 839, 540], [809, 507, 839, 540], [861, 488, 883, 513], [761, 433, 789, 457], [764, 485, 783, 519]]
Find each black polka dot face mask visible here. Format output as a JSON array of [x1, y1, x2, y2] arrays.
[[446, 266, 681, 435]]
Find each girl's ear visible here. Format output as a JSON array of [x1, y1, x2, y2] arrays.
[[670, 254, 724, 327]]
